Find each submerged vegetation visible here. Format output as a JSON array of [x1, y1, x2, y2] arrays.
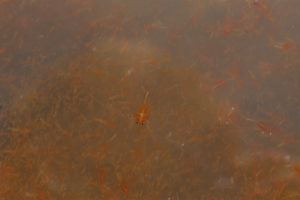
[[0, 45, 298, 199]]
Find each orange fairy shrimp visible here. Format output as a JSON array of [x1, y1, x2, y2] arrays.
[[256, 121, 272, 135], [134, 91, 150, 125], [252, 0, 268, 13], [212, 79, 227, 90], [244, 117, 272, 136]]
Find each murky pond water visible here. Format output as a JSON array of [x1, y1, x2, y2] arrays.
[[0, 0, 300, 199]]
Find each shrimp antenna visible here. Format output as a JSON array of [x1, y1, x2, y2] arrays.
[[141, 86, 149, 104], [143, 91, 149, 104]]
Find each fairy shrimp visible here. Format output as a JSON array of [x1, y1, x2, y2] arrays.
[[256, 121, 272, 135], [135, 91, 150, 125]]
